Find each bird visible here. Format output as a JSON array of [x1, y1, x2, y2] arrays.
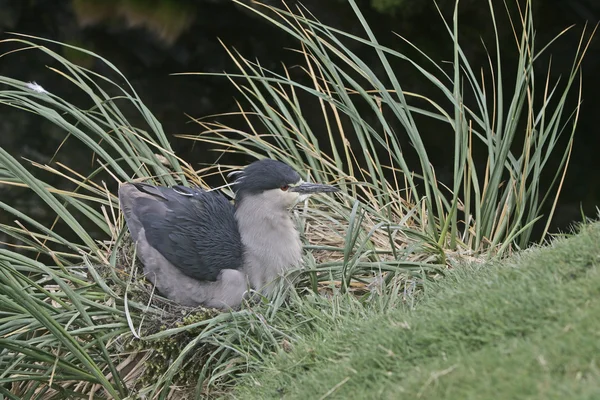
[[118, 159, 339, 309]]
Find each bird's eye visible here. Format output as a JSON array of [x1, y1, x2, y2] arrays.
[[280, 185, 289, 191]]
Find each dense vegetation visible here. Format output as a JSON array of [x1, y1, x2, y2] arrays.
[[0, 0, 593, 398]]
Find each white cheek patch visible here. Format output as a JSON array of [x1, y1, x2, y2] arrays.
[[290, 179, 308, 203]]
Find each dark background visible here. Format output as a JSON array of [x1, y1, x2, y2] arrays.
[[1, 0, 599, 246]]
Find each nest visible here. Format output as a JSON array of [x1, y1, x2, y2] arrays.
[[93, 235, 223, 397], [89, 200, 447, 397]]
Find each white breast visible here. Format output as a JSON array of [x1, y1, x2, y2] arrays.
[[235, 191, 303, 295]]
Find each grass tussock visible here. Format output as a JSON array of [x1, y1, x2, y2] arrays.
[[0, 0, 593, 398]]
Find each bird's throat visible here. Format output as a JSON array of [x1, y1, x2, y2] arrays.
[[234, 198, 302, 293]]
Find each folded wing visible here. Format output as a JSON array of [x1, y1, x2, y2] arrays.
[[119, 182, 243, 282]]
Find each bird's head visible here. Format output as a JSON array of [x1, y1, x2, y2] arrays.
[[230, 159, 339, 210]]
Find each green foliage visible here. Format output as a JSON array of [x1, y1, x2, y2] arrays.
[[188, 0, 591, 254], [0, 31, 426, 398], [0, 0, 593, 397]]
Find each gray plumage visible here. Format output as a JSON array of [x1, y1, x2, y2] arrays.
[[119, 159, 338, 309]]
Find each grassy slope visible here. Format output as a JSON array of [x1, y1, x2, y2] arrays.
[[230, 223, 600, 399]]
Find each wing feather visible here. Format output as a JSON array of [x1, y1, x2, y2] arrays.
[[120, 183, 243, 281]]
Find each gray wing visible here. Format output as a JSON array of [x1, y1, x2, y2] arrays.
[[119, 182, 243, 281]]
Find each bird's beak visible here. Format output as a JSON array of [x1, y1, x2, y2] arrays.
[[289, 182, 340, 194]]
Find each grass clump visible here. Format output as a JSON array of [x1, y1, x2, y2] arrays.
[[231, 221, 600, 399], [186, 0, 592, 256], [0, 0, 593, 398]]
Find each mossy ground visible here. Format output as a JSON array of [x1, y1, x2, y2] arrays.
[[101, 236, 222, 393], [230, 222, 600, 399]]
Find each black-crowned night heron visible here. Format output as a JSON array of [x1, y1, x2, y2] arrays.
[[119, 159, 339, 309]]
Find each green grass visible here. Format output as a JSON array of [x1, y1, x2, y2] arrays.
[[0, 0, 595, 397], [231, 221, 600, 399]]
